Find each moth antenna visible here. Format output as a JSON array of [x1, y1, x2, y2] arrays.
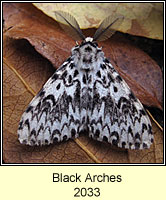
[[93, 14, 124, 41], [54, 11, 85, 41]]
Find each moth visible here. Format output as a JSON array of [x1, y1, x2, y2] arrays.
[[18, 11, 153, 149]]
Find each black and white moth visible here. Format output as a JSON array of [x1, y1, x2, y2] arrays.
[[18, 11, 153, 149]]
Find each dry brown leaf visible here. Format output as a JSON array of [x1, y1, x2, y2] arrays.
[[33, 2, 163, 40], [3, 3, 163, 164], [3, 3, 75, 68]]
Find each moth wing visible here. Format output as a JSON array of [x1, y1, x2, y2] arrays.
[[18, 60, 80, 146], [88, 61, 153, 149]]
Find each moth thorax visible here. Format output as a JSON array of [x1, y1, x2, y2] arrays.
[[78, 44, 102, 70]]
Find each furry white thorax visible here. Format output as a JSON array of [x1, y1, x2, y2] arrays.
[[72, 38, 104, 70]]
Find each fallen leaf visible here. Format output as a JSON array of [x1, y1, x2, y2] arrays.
[[3, 3, 163, 164], [3, 2, 75, 68], [33, 2, 163, 40]]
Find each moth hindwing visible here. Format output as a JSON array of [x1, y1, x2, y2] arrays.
[[18, 11, 153, 149]]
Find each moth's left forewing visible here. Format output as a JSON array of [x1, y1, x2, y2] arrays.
[[18, 59, 80, 146]]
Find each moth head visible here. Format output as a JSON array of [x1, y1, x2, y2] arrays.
[[79, 37, 99, 55], [84, 37, 93, 42]]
